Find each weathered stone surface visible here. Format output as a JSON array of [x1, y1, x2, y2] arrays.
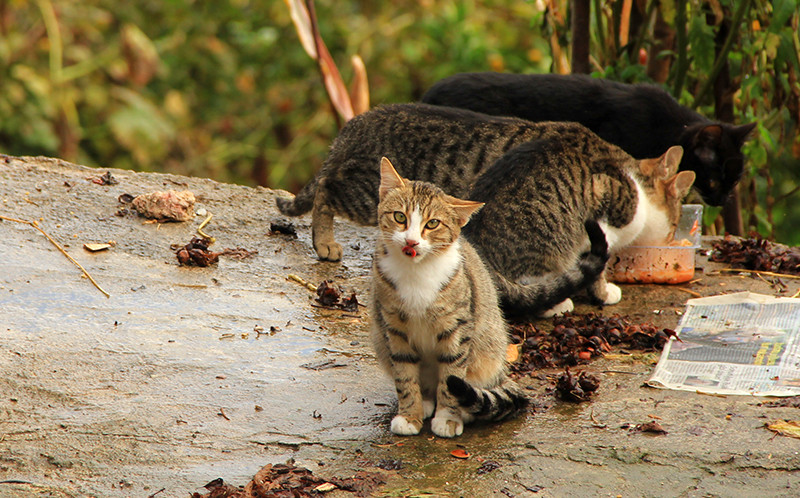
[[2, 155, 799, 497]]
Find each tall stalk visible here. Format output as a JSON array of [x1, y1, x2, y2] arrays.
[[671, 0, 688, 97], [694, 0, 753, 106]]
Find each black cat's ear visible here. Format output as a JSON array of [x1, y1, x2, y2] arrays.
[[379, 157, 405, 199], [734, 122, 757, 143]]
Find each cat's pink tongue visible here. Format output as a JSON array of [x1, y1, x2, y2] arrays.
[[402, 245, 417, 257]]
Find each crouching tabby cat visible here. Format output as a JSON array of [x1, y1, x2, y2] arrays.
[[463, 132, 695, 318], [371, 157, 529, 438]]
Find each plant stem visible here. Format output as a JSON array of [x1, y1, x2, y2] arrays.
[[695, 0, 753, 106], [34, 0, 61, 84], [672, 0, 688, 97]]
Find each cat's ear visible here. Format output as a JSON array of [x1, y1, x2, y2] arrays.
[[640, 145, 683, 178], [665, 171, 696, 200], [445, 196, 484, 227], [662, 145, 684, 177], [379, 157, 406, 199], [733, 122, 757, 143]]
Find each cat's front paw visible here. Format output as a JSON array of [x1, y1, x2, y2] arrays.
[[540, 298, 574, 318], [603, 283, 622, 304], [390, 415, 422, 436], [431, 414, 464, 438], [314, 240, 343, 262]]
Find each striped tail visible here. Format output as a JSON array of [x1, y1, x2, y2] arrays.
[[446, 376, 529, 421], [276, 174, 319, 217], [494, 220, 609, 317]]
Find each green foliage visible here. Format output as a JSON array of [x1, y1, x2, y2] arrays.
[[0, 0, 798, 244], [0, 0, 548, 192], [732, 0, 800, 243], [686, 14, 714, 74]]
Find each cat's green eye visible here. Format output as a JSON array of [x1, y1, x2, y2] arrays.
[[393, 212, 407, 224], [425, 219, 440, 230]]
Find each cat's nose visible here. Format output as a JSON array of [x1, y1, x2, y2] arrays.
[[404, 239, 419, 247]]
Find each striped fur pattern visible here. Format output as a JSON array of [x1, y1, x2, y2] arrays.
[[370, 159, 528, 438], [463, 133, 695, 318], [421, 72, 755, 206], [276, 103, 589, 262]]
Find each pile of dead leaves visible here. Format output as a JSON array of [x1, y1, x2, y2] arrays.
[[315, 280, 360, 312], [554, 367, 600, 402], [175, 237, 222, 267], [173, 237, 258, 267], [510, 312, 677, 376], [191, 463, 385, 498], [710, 234, 800, 275]]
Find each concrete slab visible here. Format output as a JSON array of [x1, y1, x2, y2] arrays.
[[1, 155, 799, 497]]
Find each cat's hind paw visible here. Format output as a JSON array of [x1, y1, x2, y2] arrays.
[[431, 414, 464, 438], [603, 283, 622, 304], [540, 298, 574, 318], [390, 415, 422, 436]]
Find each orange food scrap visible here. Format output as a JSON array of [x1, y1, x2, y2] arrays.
[[668, 238, 693, 247], [506, 343, 521, 363], [450, 449, 471, 459], [690, 218, 699, 236]]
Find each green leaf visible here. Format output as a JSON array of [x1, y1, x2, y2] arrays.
[[659, 0, 676, 25], [703, 205, 723, 228], [108, 87, 174, 167], [687, 15, 714, 73], [769, 0, 797, 32], [764, 33, 781, 60], [743, 139, 768, 171]]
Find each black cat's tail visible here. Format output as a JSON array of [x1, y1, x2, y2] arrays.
[[492, 220, 609, 317], [276, 174, 319, 217], [446, 376, 529, 421]]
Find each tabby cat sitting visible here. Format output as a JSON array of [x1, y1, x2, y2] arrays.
[[370, 157, 528, 438]]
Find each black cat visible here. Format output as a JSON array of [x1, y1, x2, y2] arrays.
[[421, 72, 755, 206]]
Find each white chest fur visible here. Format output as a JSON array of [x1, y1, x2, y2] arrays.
[[599, 177, 669, 250], [378, 241, 462, 316]]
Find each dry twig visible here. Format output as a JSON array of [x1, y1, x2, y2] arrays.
[[0, 215, 110, 298], [196, 212, 215, 242], [288, 274, 318, 292], [716, 268, 800, 280], [677, 287, 702, 298]]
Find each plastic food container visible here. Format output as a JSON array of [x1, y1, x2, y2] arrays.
[[608, 204, 703, 284]]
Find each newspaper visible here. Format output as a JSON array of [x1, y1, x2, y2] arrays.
[[647, 292, 800, 396]]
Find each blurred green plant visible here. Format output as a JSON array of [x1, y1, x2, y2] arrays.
[[0, 0, 548, 193], [0, 0, 798, 243], [541, 0, 800, 242]]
